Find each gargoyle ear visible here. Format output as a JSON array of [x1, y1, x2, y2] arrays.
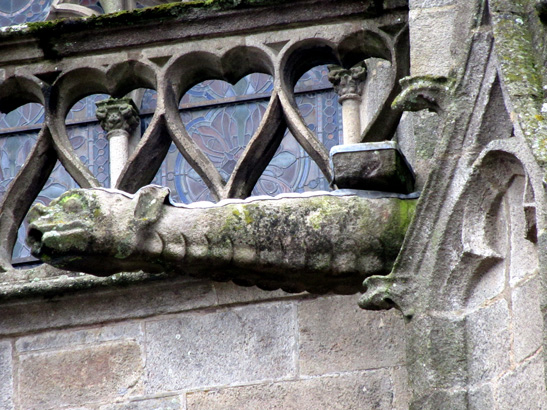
[[133, 185, 171, 224]]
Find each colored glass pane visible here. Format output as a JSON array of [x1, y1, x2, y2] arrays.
[[0, 0, 51, 27]]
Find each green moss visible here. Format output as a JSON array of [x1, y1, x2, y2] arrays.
[[491, 8, 547, 170], [398, 198, 417, 232], [2, 0, 293, 40], [226, 205, 254, 230], [57, 191, 86, 206], [379, 198, 417, 252], [305, 196, 353, 230]]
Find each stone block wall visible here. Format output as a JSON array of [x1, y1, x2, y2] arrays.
[[0, 279, 410, 409]]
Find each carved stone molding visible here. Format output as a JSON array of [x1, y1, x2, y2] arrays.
[[360, 12, 547, 406]]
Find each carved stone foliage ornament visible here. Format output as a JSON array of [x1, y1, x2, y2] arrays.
[[327, 61, 368, 102], [95, 97, 139, 134]]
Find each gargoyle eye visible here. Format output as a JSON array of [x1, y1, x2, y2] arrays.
[[62, 197, 84, 214]]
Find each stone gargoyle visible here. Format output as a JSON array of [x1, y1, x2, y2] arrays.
[[26, 186, 416, 294]]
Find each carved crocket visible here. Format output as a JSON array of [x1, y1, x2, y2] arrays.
[[26, 186, 416, 294]]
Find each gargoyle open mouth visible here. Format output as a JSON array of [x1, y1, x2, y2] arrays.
[[27, 222, 89, 257], [27, 226, 44, 255]]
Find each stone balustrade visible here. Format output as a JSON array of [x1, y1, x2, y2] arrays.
[[0, 0, 409, 273]]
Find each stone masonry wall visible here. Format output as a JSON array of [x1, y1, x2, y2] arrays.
[[0, 278, 409, 409]]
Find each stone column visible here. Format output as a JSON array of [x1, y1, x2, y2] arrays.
[[100, 0, 135, 14], [328, 61, 367, 145], [96, 98, 139, 187]]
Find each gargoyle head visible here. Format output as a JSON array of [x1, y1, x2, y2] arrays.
[[26, 185, 170, 275]]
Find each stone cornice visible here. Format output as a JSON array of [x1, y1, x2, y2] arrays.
[[0, 0, 404, 67]]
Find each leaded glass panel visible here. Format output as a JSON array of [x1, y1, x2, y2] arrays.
[[0, 0, 51, 27]]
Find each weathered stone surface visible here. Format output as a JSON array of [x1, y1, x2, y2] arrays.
[[466, 300, 511, 384], [16, 322, 142, 353], [410, 0, 456, 7], [466, 260, 505, 309], [361, 59, 393, 130], [19, 341, 143, 409], [99, 396, 182, 410], [214, 281, 298, 305], [1, 278, 215, 336], [27, 187, 416, 294], [298, 295, 406, 375], [396, 111, 440, 190], [512, 276, 543, 363], [328, 61, 368, 144], [409, 389, 468, 410], [409, 7, 457, 76], [391, 366, 412, 410], [406, 314, 468, 393], [95, 98, 139, 134], [496, 354, 547, 410], [331, 142, 415, 193], [0, 340, 14, 410], [186, 369, 394, 410], [468, 383, 494, 410], [508, 208, 538, 286], [145, 302, 296, 393]]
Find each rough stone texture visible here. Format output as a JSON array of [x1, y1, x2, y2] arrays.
[[466, 261, 505, 309], [466, 300, 511, 384], [466, 259, 506, 309], [512, 276, 544, 363], [331, 142, 415, 193], [214, 281, 299, 305], [508, 189, 539, 286], [99, 396, 182, 410], [16, 322, 143, 353], [186, 369, 394, 410], [0, 278, 215, 336], [391, 366, 412, 410], [496, 354, 547, 410], [468, 383, 495, 410], [298, 295, 406, 376], [19, 341, 143, 409], [26, 187, 416, 295], [409, 389, 468, 410], [361, 59, 392, 132], [328, 61, 367, 144], [406, 314, 468, 393], [0, 340, 14, 410], [410, 0, 456, 7], [396, 111, 440, 190], [145, 302, 297, 393], [409, 6, 457, 76]]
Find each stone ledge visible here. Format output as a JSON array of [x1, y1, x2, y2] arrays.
[[0, 264, 169, 302], [0, 0, 387, 65]]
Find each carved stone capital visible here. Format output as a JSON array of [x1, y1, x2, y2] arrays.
[[327, 61, 368, 102], [95, 97, 140, 135]]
